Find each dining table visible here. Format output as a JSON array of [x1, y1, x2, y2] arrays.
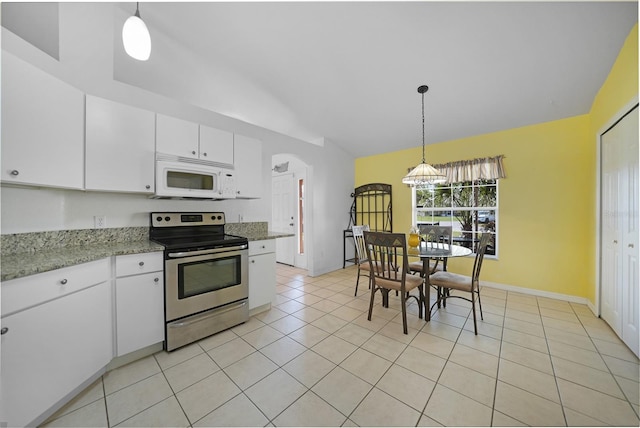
[[407, 241, 472, 321]]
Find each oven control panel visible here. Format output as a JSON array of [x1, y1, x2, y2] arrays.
[[151, 212, 225, 227]]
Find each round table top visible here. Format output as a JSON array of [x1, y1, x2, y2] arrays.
[[408, 242, 472, 258]]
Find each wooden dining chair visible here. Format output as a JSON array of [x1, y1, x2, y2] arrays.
[[408, 225, 453, 277], [429, 232, 491, 335], [363, 231, 424, 334], [352, 225, 371, 296]]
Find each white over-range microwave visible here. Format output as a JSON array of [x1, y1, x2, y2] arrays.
[[155, 157, 236, 199]]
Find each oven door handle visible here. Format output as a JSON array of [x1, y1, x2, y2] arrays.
[[167, 244, 248, 258]]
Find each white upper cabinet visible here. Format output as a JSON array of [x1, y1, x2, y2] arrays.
[[234, 134, 263, 199], [85, 96, 155, 193], [1, 52, 84, 190], [199, 125, 234, 166], [156, 114, 199, 159]]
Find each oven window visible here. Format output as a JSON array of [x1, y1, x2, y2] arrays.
[[167, 171, 214, 190], [178, 255, 240, 298]]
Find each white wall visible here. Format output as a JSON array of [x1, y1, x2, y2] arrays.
[[0, 3, 354, 276]]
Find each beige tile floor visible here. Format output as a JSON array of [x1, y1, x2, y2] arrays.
[[42, 264, 640, 427]]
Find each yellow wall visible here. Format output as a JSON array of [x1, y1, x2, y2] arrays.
[[355, 24, 638, 301], [356, 115, 592, 298]]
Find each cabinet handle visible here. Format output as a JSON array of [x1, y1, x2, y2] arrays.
[[10, 170, 19, 176], [145, 185, 151, 190], [613, 240, 618, 244], [139, 261, 145, 266], [192, 151, 196, 155], [154, 277, 160, 283], [251, 260, 255, 263], [202, 152, 207, 157], [629, 244, 635, 248], [60, 278, 68, 285], [0, 327, 8, 335]]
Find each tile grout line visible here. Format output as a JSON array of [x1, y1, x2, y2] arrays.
[[537, 292, 570, 427]]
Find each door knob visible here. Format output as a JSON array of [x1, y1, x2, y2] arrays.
[[289, 223, 294, 226]]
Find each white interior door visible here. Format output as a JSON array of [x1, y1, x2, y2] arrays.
[[620, 106, 638, 356], [601, 129, 622, 333], [272, 173, 296, 265], [600, 104, 639, 357]]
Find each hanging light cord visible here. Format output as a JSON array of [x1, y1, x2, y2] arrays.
[[418, 85, 429, 164], [135, 2, 141, 18], [421, 89, 426, 164]]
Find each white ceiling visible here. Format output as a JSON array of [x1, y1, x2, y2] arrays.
[[115, 2, 635, 157]]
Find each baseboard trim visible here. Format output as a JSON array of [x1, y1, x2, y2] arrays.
[[480, 280, 591, 306]]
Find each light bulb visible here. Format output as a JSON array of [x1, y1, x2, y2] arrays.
[[122, 12, 151, 61]]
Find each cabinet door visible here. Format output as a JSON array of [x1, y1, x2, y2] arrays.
[[1, 52, 84, 189], [234, 134, 263, 199], [0, 282, 113, 427], [85, 96, 155, 193], [116, 272, 164, 356], [248, 250, 276, 311], [199, 125, 234, 165], [156, 114, 199, 159]]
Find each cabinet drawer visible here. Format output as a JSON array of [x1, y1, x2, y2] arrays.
[[249, 239, 276, 256], [116, 252, 163, 277], [1, 258, 110, 316]]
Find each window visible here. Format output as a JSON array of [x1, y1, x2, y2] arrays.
[[413, 179, 498, 257]]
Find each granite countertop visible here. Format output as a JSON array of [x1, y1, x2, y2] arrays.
[[1, 240, 164, 282], [242, 231, 294, 241], [1, 224, 293, 282]]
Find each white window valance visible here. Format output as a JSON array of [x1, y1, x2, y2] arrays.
[[431, 155, 506, 184]]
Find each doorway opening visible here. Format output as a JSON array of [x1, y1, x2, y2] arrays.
[[272, 154, 309, 270]]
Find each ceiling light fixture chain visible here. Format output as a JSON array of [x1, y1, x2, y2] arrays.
[[419, 84, 428, 164]]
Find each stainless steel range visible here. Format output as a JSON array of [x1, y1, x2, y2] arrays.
[[150, 212, 249, 351]]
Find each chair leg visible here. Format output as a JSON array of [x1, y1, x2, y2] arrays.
[[400, 289, 408, 334], [354, 267, 361, 296], [418, 286, 424, 319], [367, 283, 376, 321], [476, 289, 484, 320], [471, 292, 478, 335], [382, 289, 390, 308]]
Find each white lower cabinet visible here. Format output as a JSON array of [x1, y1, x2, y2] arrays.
[[0, 280, 112, 427], [115, 252, 164, 356], [248, 240, 277, 313]]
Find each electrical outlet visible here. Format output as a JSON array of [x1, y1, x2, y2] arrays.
[[94, 215, 106, 229]]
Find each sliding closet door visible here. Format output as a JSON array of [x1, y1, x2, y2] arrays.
[[600, 104, 639, 357]]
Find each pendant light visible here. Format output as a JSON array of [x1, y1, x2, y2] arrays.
[[402, 85, 446, 186], [122, 2, 151, 61]]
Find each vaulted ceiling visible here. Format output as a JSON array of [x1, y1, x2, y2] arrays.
[[7, 2, 640, 158]]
